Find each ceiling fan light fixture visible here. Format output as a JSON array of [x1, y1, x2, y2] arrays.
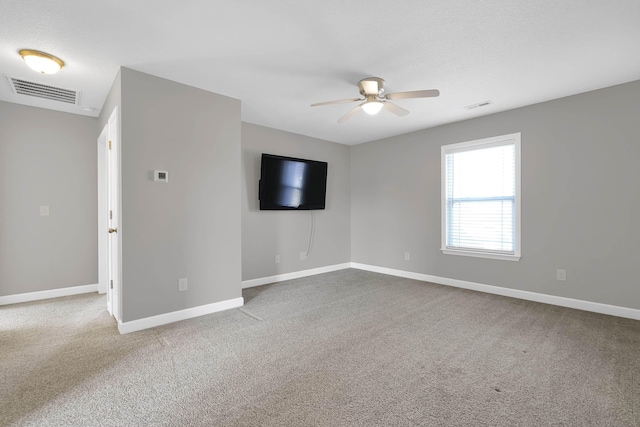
[[19, 49, 64, 74], [311, 77, 439, 122], [362, 100, 383, 115]]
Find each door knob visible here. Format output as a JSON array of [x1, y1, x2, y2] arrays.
[[108, 228, 118, 234]]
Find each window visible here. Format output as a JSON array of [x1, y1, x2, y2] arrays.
[[441, 133, 521, 261]]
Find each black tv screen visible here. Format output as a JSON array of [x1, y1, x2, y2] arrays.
[[259, 154, 328, 210]]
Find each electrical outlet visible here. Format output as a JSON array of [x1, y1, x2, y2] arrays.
[[178, 278, 188, 291], [556, 269, 566, 281], [404, 252, 410, 261], [275, 254, 280, 264], [300, 252, 308, 260]]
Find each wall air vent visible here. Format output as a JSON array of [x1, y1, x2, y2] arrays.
[[464, 100, 492, 110], [5, 76, 79, 105]]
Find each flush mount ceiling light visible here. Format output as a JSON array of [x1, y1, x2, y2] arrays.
[[19, 49, 64, 74]]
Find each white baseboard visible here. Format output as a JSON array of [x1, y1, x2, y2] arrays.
[[117, 297, 244, 334], [0, 284, 99, 306], [242, 263, 352, 289], [350, 263, 640, 321]]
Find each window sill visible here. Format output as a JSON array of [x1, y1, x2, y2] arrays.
[[441, 249, 521, 261]]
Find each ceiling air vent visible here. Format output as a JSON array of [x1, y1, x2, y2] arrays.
[[5, 76, 79, 105], [464, 100, 492, 110]]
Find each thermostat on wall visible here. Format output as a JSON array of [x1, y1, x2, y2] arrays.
[[154, 170, 169, 183]]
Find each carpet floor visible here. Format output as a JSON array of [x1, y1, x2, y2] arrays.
[[1, 269, 639, 426]]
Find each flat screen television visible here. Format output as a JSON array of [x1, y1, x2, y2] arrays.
[[259, 153, 328, 210]]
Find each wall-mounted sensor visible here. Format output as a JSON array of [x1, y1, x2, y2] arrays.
[[154, 170, 169, 183]]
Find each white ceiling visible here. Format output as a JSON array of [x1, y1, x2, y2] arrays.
[[1, 0, 639, 145]]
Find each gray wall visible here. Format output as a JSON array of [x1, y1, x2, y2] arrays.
[[4, 65, 637, 318], [242, 123, 351, 281], [0, 101, 98, 296], [351, 80, 640, 310], [98, 69, 121, 130], [118, 68, 242, 322]]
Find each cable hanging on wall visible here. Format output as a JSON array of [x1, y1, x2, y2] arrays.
[[306, 210, 315, 257]]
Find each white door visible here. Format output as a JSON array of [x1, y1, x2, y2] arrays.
[[97, 125, 108, 296], [106, 107, 121, 321]]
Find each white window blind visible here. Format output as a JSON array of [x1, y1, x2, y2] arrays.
[[441, 133, 521, 261]]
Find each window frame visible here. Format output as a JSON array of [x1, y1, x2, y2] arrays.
[[441, 133, 521, 261]]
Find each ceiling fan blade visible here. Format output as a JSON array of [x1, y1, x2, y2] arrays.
[[383, 101, 409, 116], [337, 104, 363, 123], [311, 98, 363, 107], [385, 89, 440, 100]]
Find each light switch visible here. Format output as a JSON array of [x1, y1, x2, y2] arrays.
[[40, 205, 49, 216]]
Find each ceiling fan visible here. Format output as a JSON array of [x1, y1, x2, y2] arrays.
[[311, 77, 440, 123]]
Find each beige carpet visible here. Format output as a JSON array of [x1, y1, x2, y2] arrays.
[[1, 269, 639, 426]]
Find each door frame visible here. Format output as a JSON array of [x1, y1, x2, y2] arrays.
[[100, 106, 122, 323]]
